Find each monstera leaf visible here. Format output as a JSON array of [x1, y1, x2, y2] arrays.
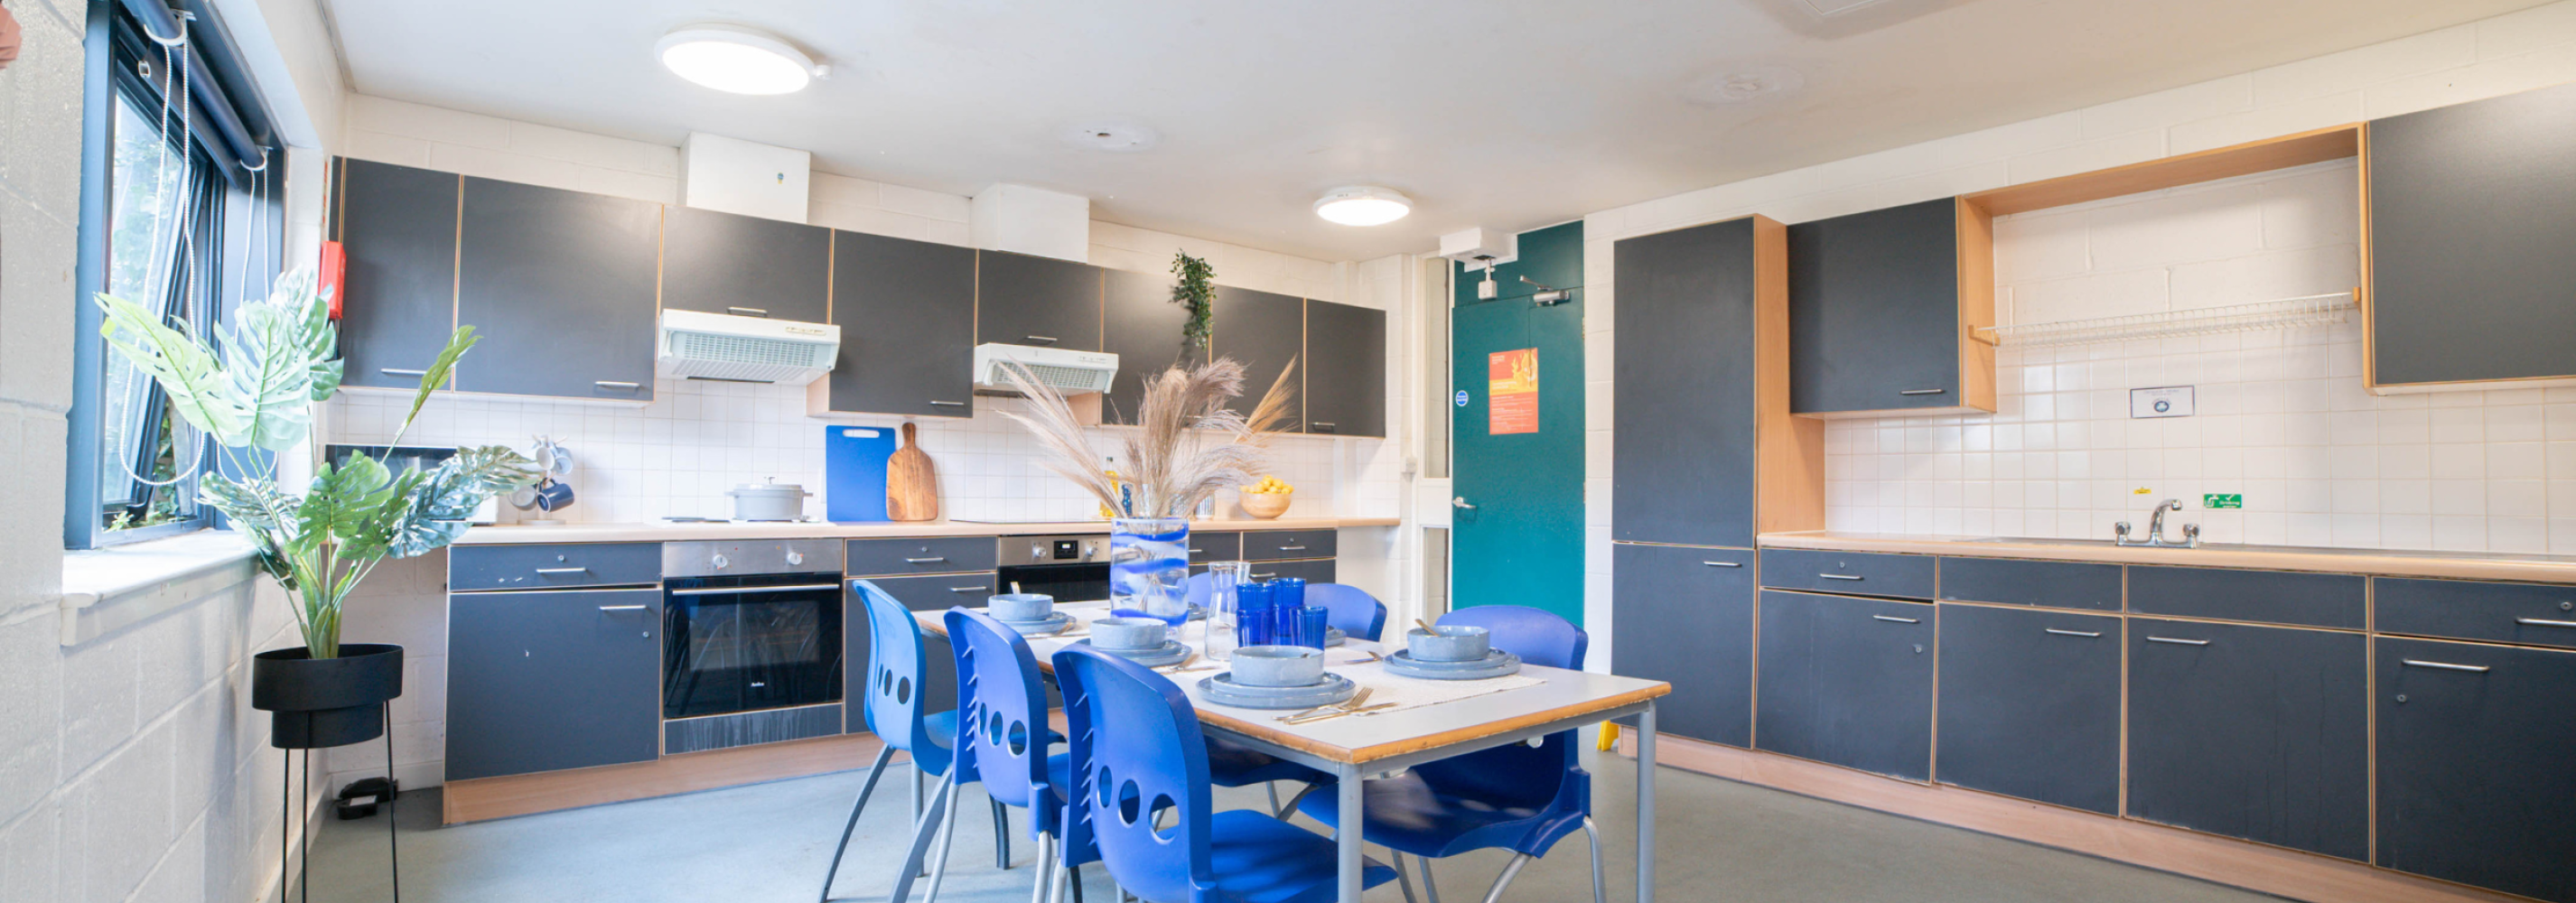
[[297, 455, 398, 544], [94, 293, 248, 446], [376, 446, 535, 559]]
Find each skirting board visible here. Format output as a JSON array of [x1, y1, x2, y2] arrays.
[[1626, 733, 2522, 903], [443, 733, 899, 824]]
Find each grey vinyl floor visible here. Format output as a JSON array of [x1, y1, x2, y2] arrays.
[[303, 747, 2280, 902]]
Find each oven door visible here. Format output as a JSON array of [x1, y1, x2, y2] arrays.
[[994, 562, 1109, 603], [662, 574, 845, 719]]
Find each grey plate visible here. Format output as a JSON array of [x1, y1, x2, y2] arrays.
[[1199, 672, 1358, 710], [1384, 648, 1524, 680], [1326, 627, 1347, 647], [1076, 638, 1191, 667], [994, 611, 1074, 636]]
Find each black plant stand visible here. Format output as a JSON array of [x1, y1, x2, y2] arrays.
[[255, 644, 406, 903], [275, 706, 399, 903]]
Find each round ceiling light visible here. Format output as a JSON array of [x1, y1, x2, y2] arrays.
[[656, 25, 826, 96], [1313, 186, 1412, 227]]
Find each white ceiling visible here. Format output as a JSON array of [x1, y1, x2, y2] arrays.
[[324, 0, 2543, 261]]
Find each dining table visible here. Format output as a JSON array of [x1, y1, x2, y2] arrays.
[[911, 600, 1672, 903]]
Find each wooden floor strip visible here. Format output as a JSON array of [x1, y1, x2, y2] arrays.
[[443, 733, 896, 824]]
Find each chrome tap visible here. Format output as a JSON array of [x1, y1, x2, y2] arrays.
[[2115, 498, 2200, 548]]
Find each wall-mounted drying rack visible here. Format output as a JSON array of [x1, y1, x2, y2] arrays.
[[1972, 289, 2358, 349]]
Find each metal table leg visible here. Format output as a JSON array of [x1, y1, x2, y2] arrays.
[[1635, 704, 1657, 903], [1337, 762, 1365, 902]]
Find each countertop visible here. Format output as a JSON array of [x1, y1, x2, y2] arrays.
[[452, 517, 1401, 545], [1758, 531, 2576, 583]]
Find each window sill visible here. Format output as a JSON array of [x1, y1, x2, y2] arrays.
[[60, 529, 259, 647]]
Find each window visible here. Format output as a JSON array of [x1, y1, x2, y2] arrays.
[[95, 90, 219, 536]]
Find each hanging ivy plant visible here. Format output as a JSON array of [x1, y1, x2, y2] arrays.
[[1170, 252, 1215, 354]]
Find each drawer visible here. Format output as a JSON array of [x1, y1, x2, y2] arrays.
[[1188, 532, 1242, 562], [2376, 578, 2576, 649], [857, 573, 997, 610], [845, 536, 996, 576], [1758, 548, 1935, 600], [1938, 557, 2122, 611], [1244, 530, 1336, 562], [2129, 565, 2365, 629], [1246, 559, 1335, 584], [450, 543, 662, 591]]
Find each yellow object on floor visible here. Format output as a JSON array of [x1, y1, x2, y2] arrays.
[[1598, 723, 1619, 751]]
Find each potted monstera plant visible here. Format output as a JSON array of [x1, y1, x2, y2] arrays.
[[95, 267, 536, 749]]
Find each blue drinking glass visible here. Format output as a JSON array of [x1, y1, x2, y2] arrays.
[[1269, 577, 1307, 645], [1237, 582, 1275, 647], [1296, 605, 1330, 649]]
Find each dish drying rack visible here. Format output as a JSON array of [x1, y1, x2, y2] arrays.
[[1973, 290, 2358, 349]]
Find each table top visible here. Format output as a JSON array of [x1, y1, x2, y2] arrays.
[[915, 602, 1669, 765]]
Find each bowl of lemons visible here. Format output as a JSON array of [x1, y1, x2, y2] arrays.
[[1240, 475, 1293, 519]]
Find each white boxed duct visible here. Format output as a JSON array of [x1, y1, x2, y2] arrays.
[[657, 309, 839, 385], [970, 183, 1090, 262], [682, 132, 810, 223]]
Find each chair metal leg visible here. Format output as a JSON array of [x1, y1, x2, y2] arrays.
[[920, 779, 966, 903], [887, 772, 957, 903], [1066, 865, 1085, 903], [1265, 782, 1281, 815], [819, 747, 896, 903], [1027, 833, 1052, 903], [993, 796, 1012, 870], [1391, 848, 1421, 903], [1478, 852, 1535, 903], [1278, 781, 1321, 818], [911, 769, 928, 877], [1418, 853, 1442, 903], [1582, 816, 1607, 903]]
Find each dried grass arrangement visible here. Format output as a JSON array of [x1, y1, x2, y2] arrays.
[[997, 357, 1297, 517]]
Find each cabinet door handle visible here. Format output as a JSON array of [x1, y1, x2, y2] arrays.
[[904, 557, 949, 563], [1899, 388, 1947, 396], [535, 567, 589, 574], [2515, 618, 2576, 628], [1311, 423, 1336, 431], [1276, 545, 1307, 552], [2146, 636, 2209, 646], [948, 586, 988, 593], [2402, 658, 2491, 673], [597, 604, 649, 611], [378, 368, 428, 377], [595, 380, 642, 390], [1250, 573, 1278, 580], [726, 307, 769, 317], [1024, 335, 1059, 344], [1871, 614, 1918, 624], [2045, 628, 2102, 638], [1819, 573, 1863, 581], [1701, 561, 1742, 568], [929, 400, 967, 407]]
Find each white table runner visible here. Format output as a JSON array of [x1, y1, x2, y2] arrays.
[[1041, 607, 1545, 717]]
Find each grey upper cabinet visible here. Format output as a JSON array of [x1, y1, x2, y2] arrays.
[[446, 587, 662, 780], [454, 177, 660, 400], [1756, 590, 1935, 781], [659, 205, 829, 323], [1787, 198, 1993, 417], [1209, 285, 1306, 424], [2376, 638, 2576, 903], [2367, 80, 2576, 392], [1614, 544, 1755, 747], [815, 230, 975, 417], [978, 250, 1102, 351], [1101, 268, 1201, 425], [1936, 604, 2121, 814], [1613, 219, 1759, 547], [1302, 300, 1386, 437], [2126, 618, 2368, 861], [333, 158, 459, 390]]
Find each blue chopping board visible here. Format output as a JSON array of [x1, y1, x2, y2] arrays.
[[824, 425, 899, 522]]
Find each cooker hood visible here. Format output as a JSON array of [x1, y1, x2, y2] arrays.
[[656, 309, 840, 385]]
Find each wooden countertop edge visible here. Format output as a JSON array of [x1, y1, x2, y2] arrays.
[[453, 517, 1401, 545], [1757, 532, 2576, 583]]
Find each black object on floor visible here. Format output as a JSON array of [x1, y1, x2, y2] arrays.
[[338, 777, 401, 820]]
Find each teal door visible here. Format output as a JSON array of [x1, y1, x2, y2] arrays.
[[1450, 221, 1584, 624]]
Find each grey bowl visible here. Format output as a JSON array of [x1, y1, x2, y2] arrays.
[[1090, 617, 1169, 651], [989, 593, 1054, 622], [1230, 646, 1327, 687], [1407, 625, 1492, 663]]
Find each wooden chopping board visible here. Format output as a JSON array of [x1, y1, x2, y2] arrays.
[[886, 422, 939, 522]]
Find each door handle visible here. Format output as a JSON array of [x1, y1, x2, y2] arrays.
[[1701, 561, 1742, 568], [929, 400, 967, 407], [2146, 636, 2209, 646], [535, 567, 589, 574], [378, 368, 428, 377], [1818, 573, 1863, 581], [1451, 498, 1476, 509], [2401, 658, 2490, 673], [1899, 388, 1947, 396], [2515, 618, 2576, 628], [904, 557, 949, 564], [597, 604, 649, 611], [947, 586, 988, 593], [595, 380, 642, 390], [1275, 545, 1307, 552], [1871, 614, 1919, 624], [2045, 628, 2102, 638], [1024, 335, 1059, 344], [726, 307, 769, 317]]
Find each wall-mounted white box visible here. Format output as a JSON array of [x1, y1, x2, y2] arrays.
[[681, 132, 811, 223], [971, 182, 1090, 263]]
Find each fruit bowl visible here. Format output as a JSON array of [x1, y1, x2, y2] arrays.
[[1240, 489, 1292, 519]]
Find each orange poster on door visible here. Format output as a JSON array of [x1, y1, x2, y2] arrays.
[[1489, 348, 1539, 434]]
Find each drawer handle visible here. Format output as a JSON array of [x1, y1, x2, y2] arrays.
[[1311, 422, 1336, 429], [1276, 545, 1307, 552], [2045, 628, 2102, 638], [929, 400, 967, 407], [597, 604, 649, 611], [1871, 614, 1919, 624], [948, 586, 987, 593], [672, 582, 842, 595], [1701, 561, 1742, 568], [2515, 618, 2576, 628], [1250, 573, 1277, 580], [535, 567, 589, 574], [595, 380, 642, 390], [2402, 658, 2490, 673], [2146, 636, 2209, 647], [904, 557, 949, 563], [1025, 335, 1059, 344], [378, 368, 428, 377], [1189, 548, 1205, 554], [726, 306, 769, 317], [1818, 573, 1863, 581], [1899, 388, 1947, 396]]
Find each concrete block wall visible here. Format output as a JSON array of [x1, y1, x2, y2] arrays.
[[1581, 0, 2576, 661]]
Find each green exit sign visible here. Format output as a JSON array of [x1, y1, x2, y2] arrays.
[[2204, 493, 2243, 509]]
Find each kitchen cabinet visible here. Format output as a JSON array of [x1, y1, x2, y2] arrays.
[[1935, 603, 2121, 814], [454, 177, 660, 400], [1243, 530, 1336, 562], [2375, 577, 2576, 650], [2376, 638, 2576, 903], [1188, 532, 1242, 562], [1302, 300, 1386, 437], [332, 158, 460, 390], [2126, 618, 2367, 860], [448, 542, 662, 591], [1755, 590, 1934, 781], [1612, 218, 1765, 547], [811, 230, 976, 417], [1757, 548, 1936, 599], [2366, 79, 2576, 393], [1246, 558, 1334, 584], [2128, 565, 2365, 629], [658, 205, 829, 324], [848, 573, 993, 722], [1613, 544, 1754, 747], [1100, 268, 1202, 425], [977, 250, 1102, 351], [446, 587, 663, 780], [1936, 556, 2122, 611], [1209, 285, 1305, 424], [1787, 197, 1994, 417]]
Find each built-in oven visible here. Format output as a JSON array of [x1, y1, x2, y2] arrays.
[[660, 540, 847, 750], [994, 534, 1112, 601]]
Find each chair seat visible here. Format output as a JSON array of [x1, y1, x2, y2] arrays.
[[1295, 771, 1580, 859], [1204, 736, 1330, 788], [912, 710, 959, 777], [1204, 809, 1397, 903]]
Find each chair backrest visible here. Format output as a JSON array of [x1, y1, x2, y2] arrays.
[[1182, 570, 1215, 611], [1306, 583, 1389, 642], [854, 582, 946, 774], [1052, 645, 1213, 903], [1414, 605, 1591, 811], [945, 609, 1058, 821]]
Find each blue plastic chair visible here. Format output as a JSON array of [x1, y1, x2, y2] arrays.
[[906, 609, 1081, 903], [822, 581, 972, 903], [1050, 644, 1398, 903], [1182, 572, 1332, 813], [1297, 605, 1606, 903], [1305, 583, 1389, 642]]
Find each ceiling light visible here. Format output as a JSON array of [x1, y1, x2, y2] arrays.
[[1313, 186, 1411, 227], [657, 25, 825, 96]]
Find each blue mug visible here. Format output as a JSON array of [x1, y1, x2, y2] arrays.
[[532, 479, 575, 512]]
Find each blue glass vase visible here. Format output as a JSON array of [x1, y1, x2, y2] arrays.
[[1108, 517, 1191, 628]]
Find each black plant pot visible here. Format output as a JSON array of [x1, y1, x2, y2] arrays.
[[252, 643, 405, 749]]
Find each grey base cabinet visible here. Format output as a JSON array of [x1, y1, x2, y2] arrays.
[[1934, 604, 2120, 814], [1756, 590, 1934, 780], [2126, 619, 2368, 861], [1246, 559, 1335, 584], [2377, 638, 2576, 903], [1612, 544, 1753, 747], [446, 588, 663, 780]]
